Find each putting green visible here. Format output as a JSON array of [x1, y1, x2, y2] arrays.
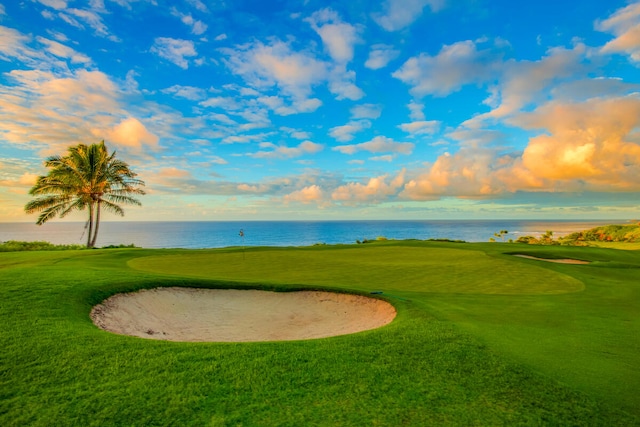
[[129, 246, 584, 295]]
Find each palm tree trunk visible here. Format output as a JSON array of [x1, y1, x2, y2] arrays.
[[90, 200, 101, 248], [87, 202, 94, 248]]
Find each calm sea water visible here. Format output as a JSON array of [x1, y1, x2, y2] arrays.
[[0, 220, 621, 249]]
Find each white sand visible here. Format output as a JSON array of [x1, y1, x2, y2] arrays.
[[513, 254, 590, 264], [91, 287, 396, 342]]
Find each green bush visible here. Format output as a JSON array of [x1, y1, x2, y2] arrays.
[[0, 240, 86, 252], [0, 241, 139, 252]]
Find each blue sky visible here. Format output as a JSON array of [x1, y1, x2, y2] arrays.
[[1, 0, 640, 222]]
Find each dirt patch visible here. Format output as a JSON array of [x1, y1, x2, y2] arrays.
[[91, 287, 396, 342], [513, 254, 590, 264]]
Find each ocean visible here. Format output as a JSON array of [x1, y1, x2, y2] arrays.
[[0, 220, 621, 249]]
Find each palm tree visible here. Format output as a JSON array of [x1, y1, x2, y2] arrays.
[[25, 141, 145, 248]]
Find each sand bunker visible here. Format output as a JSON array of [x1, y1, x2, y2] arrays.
[[91, 287, 396, 342], [513, 254, 590, 264]]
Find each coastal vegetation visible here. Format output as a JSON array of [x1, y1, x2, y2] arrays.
[[0, 240, 86, 252], [24, 141, 145, 248], [0, 239, 638, 425], [487, 223, 640, 247], [0, 241, 138, 252], [561, 223, 640, 244]]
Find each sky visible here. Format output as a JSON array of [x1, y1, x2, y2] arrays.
[[1, 0, 640, 222]]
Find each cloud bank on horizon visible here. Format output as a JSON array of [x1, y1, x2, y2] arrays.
[[0, 0, 639, 221]]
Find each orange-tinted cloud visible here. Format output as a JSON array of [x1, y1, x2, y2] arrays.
[[515, 97, 640, 189], [332, 170, 405, 204], [101, 117, 159, 150], [283, 185, 324, 204], [402, 96, 640, 200], [401, 149, 505, 199]]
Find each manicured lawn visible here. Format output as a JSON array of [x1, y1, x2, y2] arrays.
[[586, 241, 640, 250], [1, 241, 638, 426]]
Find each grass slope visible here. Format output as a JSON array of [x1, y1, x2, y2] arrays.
[[1, 241, 638, 426]]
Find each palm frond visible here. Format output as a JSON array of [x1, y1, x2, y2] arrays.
[[100, 199, 125, 216], [58, 199, 89, 218], [34, 201, 73, 225], [25, 195, 72, 214], [103, 193, 143, 206]]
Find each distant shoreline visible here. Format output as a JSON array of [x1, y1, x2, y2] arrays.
[[0, 219, 624, 249]]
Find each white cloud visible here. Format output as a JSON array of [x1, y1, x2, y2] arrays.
[[333, 136, 414, 155], [222, 39, 327, 100], [370, 155, 395, 162], [551, 77, 640, 102], [200, 96, 240, 109], [187, 0, 208, 13], [480, 44, 587, 119], [251, 140, 323, 159], [306, 8, 361, 63], [0, 26, 36, 63], [373, 0, 446, 32], [596, 2, 640, 62], [365, 44, 400, 69], [328, 65, 364, 100], [215, 33, 227, 41], [151, 37, 197, 69], [172, 8, 208, 35], [0, 26, 94, 71], [258, 95, 322, 115], [447, 126, 506, 150], [55, 7, 114, 40], [351, 103, 382, 119], [280, 127, 312, 140], [37, 0, 68, 10], [36, 36, 91, 64], [191, 20, 207, 36], [398, 120, 440, 135], [407, 101, 425, 120], [329, 120, 371, 142], [222, 38, 363, 103], [162, 85, 207, 101], [393, 40, 498, 97], [222, 133, 271, 144]]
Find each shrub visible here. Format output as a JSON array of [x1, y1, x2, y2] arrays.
[[0, 241, 86, 252], [560, 224, 640, 244]]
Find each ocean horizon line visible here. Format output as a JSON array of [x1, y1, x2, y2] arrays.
[[0, 219, 626, 249], [1, 218, 635, 224]]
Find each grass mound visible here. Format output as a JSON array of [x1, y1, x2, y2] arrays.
[[130, 245, 584, 295], [1, 241, 638, 426]]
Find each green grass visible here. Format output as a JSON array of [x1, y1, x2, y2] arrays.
[[1, 241, 639, 426], [584, 241, 640, 250]]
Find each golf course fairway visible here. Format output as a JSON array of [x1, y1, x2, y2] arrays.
[[1, 240, 638, 426]]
